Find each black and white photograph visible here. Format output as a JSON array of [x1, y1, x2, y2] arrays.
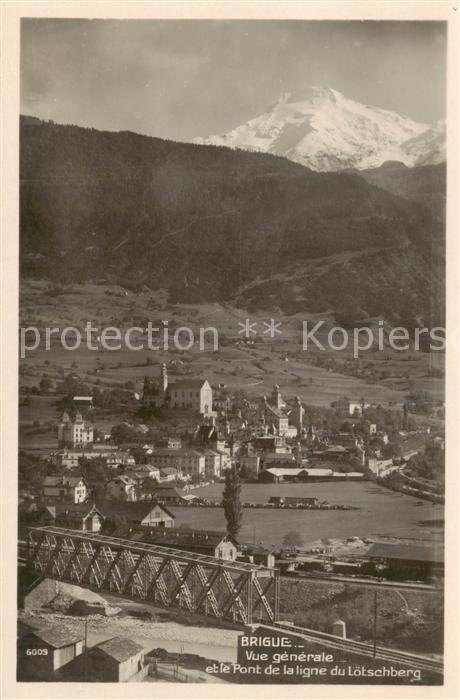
[[3, 5, 456, 692]]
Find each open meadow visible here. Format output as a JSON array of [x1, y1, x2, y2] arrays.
[[20, 281, 444, 411]]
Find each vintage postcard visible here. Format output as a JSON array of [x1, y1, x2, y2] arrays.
[[1, 1, 458, 698]]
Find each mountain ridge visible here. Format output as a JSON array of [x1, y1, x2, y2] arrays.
[[193, 86, 446, 172], [356, 161, 446, 223]]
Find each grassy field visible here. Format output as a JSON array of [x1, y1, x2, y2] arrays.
[[19, 281, 444, 409]]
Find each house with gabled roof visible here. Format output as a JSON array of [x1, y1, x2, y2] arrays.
[[18, 625, 85, 681], [105, 474, 138, 501], [38, 502, 104, 532], [149, 483, 191, 505], [42, 474, 87, 504], [258, 467, 304, 483], [96, 499, 175, 528], [135, 527, 240, 560], [366, 542, 444, 580], [169, 378, 213, 414], [85, 636, 147, 682], [72, 395, 93, 409]]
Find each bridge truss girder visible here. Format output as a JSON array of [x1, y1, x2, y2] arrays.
[[26, 527, 279, 625]]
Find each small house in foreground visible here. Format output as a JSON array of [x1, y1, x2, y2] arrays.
[[86, 637, 147, 682], [18, 626, 85, 681]]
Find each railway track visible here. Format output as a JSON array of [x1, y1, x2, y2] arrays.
[[281, 570, 437, 592], [265, 622, 443, 676], [17, 540, 442, 677]]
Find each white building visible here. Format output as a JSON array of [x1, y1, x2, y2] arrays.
[[240, 453, 260, 476], [51, 448, 135, 470], [168, 379, 213, 415], [263, 386, 291, 435], [132, 464, 161, 480], [334, 398, 370, 417], [72, 395, 93, 409], [58, 411, 93, 448], [151, 448, 206, 478], [105, 475, 138, 502], [97, 500, 175, 527], [197, 449, 232, 479], [348, 400, 370, 416], [42, 475, 87, 504], [143, 364, 213, 416]]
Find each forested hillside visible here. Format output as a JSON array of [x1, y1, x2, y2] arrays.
[[356, 161, 446, 222], [20, 117, 444, 322]]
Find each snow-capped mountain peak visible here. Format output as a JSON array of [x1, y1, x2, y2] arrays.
[[193, 86, 445, 171], [400, 118, 446, 167]]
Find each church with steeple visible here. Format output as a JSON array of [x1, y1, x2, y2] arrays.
[[143, 363, 213, 416], [261, 385, 305, 437]]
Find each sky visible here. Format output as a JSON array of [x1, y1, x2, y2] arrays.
[[21, 19, 447, 141]]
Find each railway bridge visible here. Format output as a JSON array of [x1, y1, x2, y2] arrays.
[[25, 526, 279, 625]]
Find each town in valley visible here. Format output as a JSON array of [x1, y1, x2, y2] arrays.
[[18, 308, 445, 683], [16, 17, 446, 685]]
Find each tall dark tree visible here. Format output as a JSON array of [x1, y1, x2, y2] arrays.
[[403, 402, 409, 430], [282, 530, 304, 549], [222, 465, 242, 538]]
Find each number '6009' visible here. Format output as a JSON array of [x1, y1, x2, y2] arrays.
[[26, 648, 48, 656]]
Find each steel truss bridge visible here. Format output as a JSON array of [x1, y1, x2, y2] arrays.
[[26, 527, 279, 625]]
